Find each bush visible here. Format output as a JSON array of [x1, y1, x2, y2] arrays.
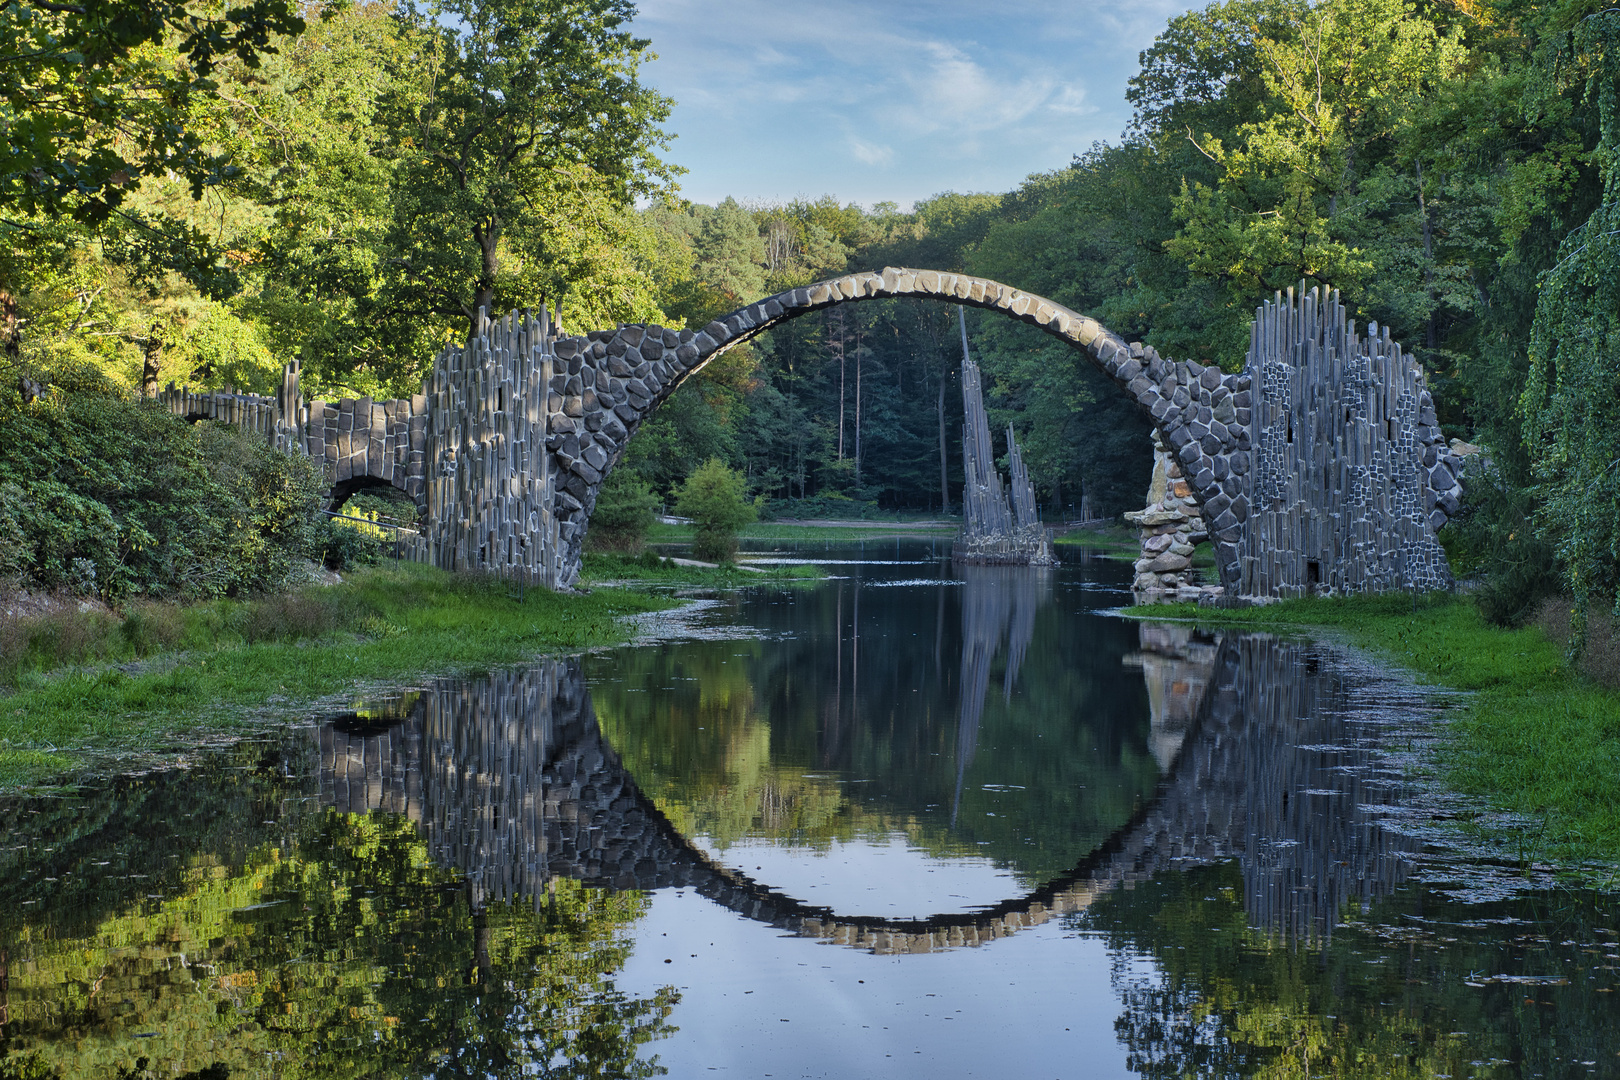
[[675, 458, 758, 563], [0, 385, 326, 599], [345, 488, 418, 529], [1439, 460, 1560, 627], [193, 421, 327, 594], [318, 517, 382, 571], [587, 469, 659, 552]]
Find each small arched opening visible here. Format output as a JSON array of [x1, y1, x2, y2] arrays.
[[327, 475, 419, 525]]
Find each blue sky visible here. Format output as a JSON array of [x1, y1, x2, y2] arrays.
[[630, 0, 1200, 210]]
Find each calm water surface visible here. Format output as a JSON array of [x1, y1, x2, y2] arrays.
[[3, 541, 1618, 1079]]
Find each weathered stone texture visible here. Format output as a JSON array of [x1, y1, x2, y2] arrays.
[[164, 269, 1456, 599]]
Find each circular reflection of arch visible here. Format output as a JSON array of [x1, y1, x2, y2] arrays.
[[318, 643, 1425, 954]]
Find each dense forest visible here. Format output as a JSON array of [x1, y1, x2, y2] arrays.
[[5, 0, 1620, 620]]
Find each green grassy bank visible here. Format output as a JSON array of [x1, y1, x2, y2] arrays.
[[580, 552, 824, 587], [1053, 523, 1138, 555], [0, 566, 674, 788], [648, 519, 956, 545], [1128, 593, 1620, 871]]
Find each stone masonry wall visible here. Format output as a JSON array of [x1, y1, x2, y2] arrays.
[[1125, 432, 1219, 600], [173, 270, 1459, 599]]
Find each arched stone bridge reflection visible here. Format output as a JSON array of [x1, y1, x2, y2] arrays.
[[319, 633, 1427, 953]]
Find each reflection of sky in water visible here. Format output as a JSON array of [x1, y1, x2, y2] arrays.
[[690, 831, 1022, 918], [619, 891, 1132, 1080]]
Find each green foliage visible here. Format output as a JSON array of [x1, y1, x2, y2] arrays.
[[317, 517, 382, 571], [0, 0, 304, 223], [674, 458, 758, 562], [0, 386, 325, 600], [587, 468, 659, 552], [1438, 461, 1561, 627], [371, 0, 674, 336], [343, 488, 417, 529], [1522, 10, 1620, 644]]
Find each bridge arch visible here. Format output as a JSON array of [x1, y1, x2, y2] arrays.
[[550, 267, 1249, 588]]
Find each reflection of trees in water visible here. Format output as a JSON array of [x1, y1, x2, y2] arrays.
[[2, 702, 677, 1080], [317, 636, 1432, 951], [1084, 861, 1620, 1079], [589, 589, 1160, 880], [952, 565, 1052, 823]]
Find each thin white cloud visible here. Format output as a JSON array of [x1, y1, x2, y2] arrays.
[[848, 138, 894, 167], [1047, 84, 1095, 118]]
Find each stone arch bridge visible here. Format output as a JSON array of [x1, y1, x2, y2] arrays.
[[162, 268, 1461, 598], [317, 631, 1429, 953]]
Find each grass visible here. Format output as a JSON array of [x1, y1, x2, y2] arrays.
[[1053, 523, 1139, 555], [648, 519, 956, 545], [0, 565, 671, 788], [580, 551, 826, 586], [1126, 592, 1620, 869]]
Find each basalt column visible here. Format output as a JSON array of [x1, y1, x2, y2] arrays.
[[953, 359, 1057, 566]]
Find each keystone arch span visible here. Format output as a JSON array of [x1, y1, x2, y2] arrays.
[[165, 267, 1460, 597]]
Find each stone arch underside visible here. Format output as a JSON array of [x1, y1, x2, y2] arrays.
[[550, 267, 1247, 589]]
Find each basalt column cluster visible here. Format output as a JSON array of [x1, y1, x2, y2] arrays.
[[953, 359, 1057, 566]]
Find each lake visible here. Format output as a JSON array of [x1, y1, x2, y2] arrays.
[[2, 541, 1617, 1079]]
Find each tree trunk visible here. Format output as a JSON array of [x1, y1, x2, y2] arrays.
[[832, 309, 846, 461], [937, 374, 951, 515], [140, 324, 164, 400], [471, 217, 502, 336], [1, 290, 18, 366], [1416, 160, 1437, 355], [854, 324, 863, 487]]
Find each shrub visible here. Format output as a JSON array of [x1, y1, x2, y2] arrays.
[[318, 517, 382, 571], [1439, 460, 1559, 627], [193, 421, 327, 594], [587, 469, 659, 552], [675, 458, 758, 563], [345, 488, 418, 529], [0, 385, 326, 599]]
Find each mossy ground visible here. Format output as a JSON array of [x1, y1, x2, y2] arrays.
[[648, 520, 956, 545], [580, 552, 824, 587], [1053, 523, 1138, 555], [0, 565, 672, 788], [1127, 593, 1620, 869]]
